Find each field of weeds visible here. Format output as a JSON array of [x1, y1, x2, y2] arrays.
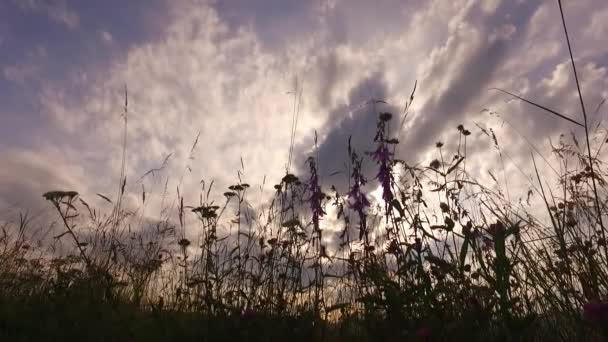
[[1, 3, 608, 342]]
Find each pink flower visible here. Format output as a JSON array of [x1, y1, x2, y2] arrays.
[[241, 308, 256, 319], [416, 326, 431, 340], [583, 301, 608, 321]]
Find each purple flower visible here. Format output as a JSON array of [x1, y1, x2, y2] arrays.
[[367, 120, 395, 214], [306, 157, 326, 232], [348, 186, 370, 212], [481, 236, 494, 251], [369, 144, 393, 164], [347, 152, 369, 240], [377, 162, 394, 203]]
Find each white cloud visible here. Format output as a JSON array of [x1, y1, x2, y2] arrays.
[[100, 30, 113, 44], [480, 0, 501, 14], [0, 146, 88, 211], [586, 7, 608, 39], [2, 0, 608, 243], [3, 63, 38, 85]]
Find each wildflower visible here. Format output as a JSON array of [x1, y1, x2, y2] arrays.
[[415, 326, 431, 340], [488, 221, 505, 237], [42, 190, 78, 204], [320, 245, 328, 258], [429, 159, 441, 169], [379, 112, 393, 121], [482, 236, 494, 251], [371, 151, 394, 204], [157, 296, 164, 311], [281, 218, 300, 228], [369, 144, 393, 164], [192, 205, 219, 218], [282, 173, 299, 184], [368, 116, 395, 212], [348, 151, 369, 240], [228, 184, 245, 191], [387, 240, 399, 254], [347, 185, 370, 212], [414, 238, 422, 252], [582, 301, 608, 322], [242, 307, 256, 320], [306, 157, 326, 232]]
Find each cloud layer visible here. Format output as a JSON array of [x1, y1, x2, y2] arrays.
[[1, 0, 607, 237]]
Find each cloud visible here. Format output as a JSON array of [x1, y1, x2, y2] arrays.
[[23, 2, 326, 218], [100, 30, 113, 45], [0, 146, 87, 212], [2, 0, 608, 246], [14, 0, 79, 29], [586, 7, 608, 40], [3, 63, 39, 85], [292, 72, 400, 191]]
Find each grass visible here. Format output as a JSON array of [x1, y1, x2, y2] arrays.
[[2, 2, 608, 341]]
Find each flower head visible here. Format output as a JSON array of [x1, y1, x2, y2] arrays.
[[416, 326, 431, 340], [583, 301, 608, 322], [306, 157, 326, 231], [241, 307, 256, 320]]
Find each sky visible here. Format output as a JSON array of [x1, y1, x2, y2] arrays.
[[1, 0, 608, 238]]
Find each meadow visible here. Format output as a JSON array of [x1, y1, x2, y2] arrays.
[[1, 4, 608, 342]]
